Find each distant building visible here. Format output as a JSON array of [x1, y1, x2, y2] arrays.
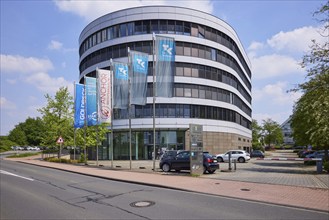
[[280, 117, 295, 146]]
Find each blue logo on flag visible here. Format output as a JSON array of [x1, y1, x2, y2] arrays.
[[115, 64, 128, 80], [133, 54, 148, 74], [158, 39, 175, 61]]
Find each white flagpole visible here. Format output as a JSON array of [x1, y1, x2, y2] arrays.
[[96, 68, 99, 166], [73, 81, 76, 161], [128, 47, 132, 170], [83, 76, 87, 165], [110, 59, 114, 169], [152, 33, 156, 171]]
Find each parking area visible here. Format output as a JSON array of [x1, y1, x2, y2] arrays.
[[84, 150, 329, 189]]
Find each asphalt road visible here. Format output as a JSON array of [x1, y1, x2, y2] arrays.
[[1, 160, 328, 220]]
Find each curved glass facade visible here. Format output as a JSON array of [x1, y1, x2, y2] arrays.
[[79, 6, 252, 160]]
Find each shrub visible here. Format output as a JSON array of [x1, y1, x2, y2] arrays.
[[7, 152, 40, 158], [43, 157, 78, 164]]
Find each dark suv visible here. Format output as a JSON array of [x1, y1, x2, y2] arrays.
[[159, 150, 219, 174]]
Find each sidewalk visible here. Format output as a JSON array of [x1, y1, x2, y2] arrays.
[[4, 156, 329, 212]]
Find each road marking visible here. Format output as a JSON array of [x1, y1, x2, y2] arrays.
[[0, 170, 34, 181]]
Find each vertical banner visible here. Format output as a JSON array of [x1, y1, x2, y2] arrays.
[[97, 69, 112, 124], [130, 50, 149, 105], [85, 76, 98, 126], [74, 83, 85, 128], [113, 62, 129, 109], [155, 35, 175, 97]]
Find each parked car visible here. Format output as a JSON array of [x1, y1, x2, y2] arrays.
[[216, 150, 250, 163], [159, 150, 219, 174], [298, 150, 315, 158], [250, 150, 265, 158], [305, 150, 325, 159]]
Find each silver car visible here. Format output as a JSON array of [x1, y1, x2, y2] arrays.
[[216, 150, 250, 163]]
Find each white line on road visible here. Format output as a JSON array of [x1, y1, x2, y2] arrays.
[[0, 170, 34, 181]]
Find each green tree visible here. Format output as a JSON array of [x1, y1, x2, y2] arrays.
[[262, 119, 283, 148], [38, 87, 74, 148], [290, 1, 329, 159], [252, 119, 262, 149], [0, 136, 17, 152], [8, 126, 27, 146], [8, 117, 45, 146]]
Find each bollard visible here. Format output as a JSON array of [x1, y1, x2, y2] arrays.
[[228, 151, 232, 171], [316, 159, 323, 173], [233, 159, 237, 170]]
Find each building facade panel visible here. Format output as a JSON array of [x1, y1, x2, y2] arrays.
[[79, 6, 252, 160]]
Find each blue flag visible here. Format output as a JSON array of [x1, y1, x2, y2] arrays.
[[74, 83, 85, 128], [155, 35, 175, 97], [85, 77, 98, 126], [130, 50, 149, 105], [113, 62, 129, 109]]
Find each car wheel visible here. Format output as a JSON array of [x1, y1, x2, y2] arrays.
[[162, 163, 171, 172], [238, 157, 245, 163], [217, 157, 224, 162], [208, 170, 215, 174]]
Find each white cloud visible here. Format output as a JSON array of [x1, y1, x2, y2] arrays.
[[250, 54, 303, 79], [253, 81, 302, 106], [48, 40, 63, 50], [0, 54, 53, 74], [0, 97, 16, 110], [267, 24, 328, 53], [248, 41, 264, 51], [54, 0, 213, 22], [25, 72, 71, 93]]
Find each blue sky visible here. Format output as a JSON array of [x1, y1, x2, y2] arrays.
[[1, 0, 328, 135]]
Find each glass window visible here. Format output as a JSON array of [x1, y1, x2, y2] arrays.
[[113, 25, 119, 38], [108, 27, 114, 40], [176, 42, 184, 55], [199, 86, 205, 99], [176, 65, 184, 76], [127, 22, 134, 35], [199, 65, 205, 78], [191, 65, 198, 77], [211, 48, 216, 61], [200, 106, 206, 118], [191, 23, 198, 37], [184, 66, 191, 77], [184, 87, 192, 97], [205, 88, 212, 99], [198, 45, 205, 59], [120, 24, 127, 37], [168, 20, 175, 34], [192, 44, 198, 57], [135, 21, 143, 34], [211, 29, 217, 42], [192, 86, 199, 98], [151, 20, 159, 33], [205, 66, 211, 80], [205, 26, 212, 40], [198, 25, 205, 38], [183, 43, 191, 56], [101, 29, 107, 42], [135, 41, 142, 52], [205, 47, 211, 60], [184, 105, 190, 118], [212, 88, 217, 100], [142, 41, 151, 54], [175, 87, 184, 97], [184, 22, 191, 36], [142, 20, 150, 34], [175, 21, 183, 34], [159, 20, 167, 34], [168, 104, 175, 117]]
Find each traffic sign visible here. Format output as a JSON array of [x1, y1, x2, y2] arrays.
[[56, 136, 64, 144]]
